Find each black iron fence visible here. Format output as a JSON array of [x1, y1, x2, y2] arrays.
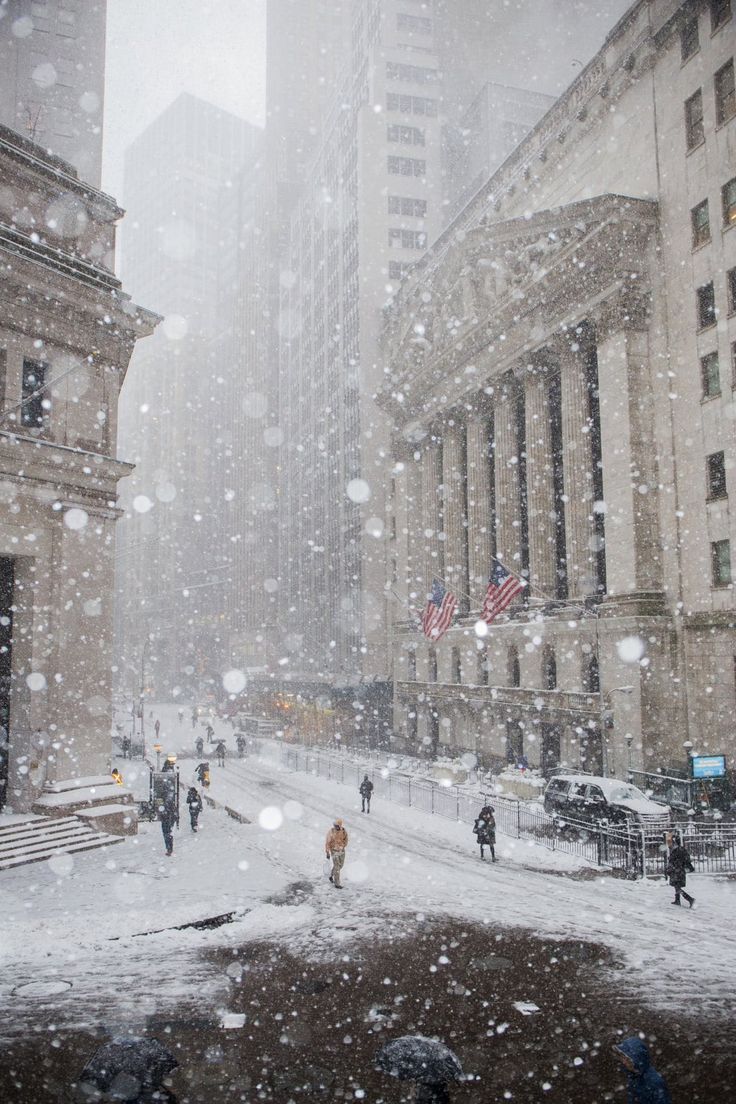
[[280, 745, 736, 878]]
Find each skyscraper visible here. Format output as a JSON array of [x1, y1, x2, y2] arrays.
[[116, 94, 259, 697]]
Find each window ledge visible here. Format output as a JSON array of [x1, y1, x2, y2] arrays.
[[711, 582, 733, 590], [701, 392, 722, 402], [692, 238, 712, 252], [711, 17, 733, 36], [686, 139, 706, 156], [698, 321, 718, 333], [706, 494, 728, 503], [680, 48, 701, 67], [715, 113, 736, 133]]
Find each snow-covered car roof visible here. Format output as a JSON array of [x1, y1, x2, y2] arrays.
[[547, 774, 668, 809]]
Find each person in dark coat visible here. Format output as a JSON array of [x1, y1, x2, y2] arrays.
[[195, 735, 204, 757], [194, 761, 209, 785], [613, 1036, 671, 1104], [186, 786, 203, 832], [666, 840, 695, 907], [215, 740, 226, 767], [473, 804, 497, 861], [359, 774, 374, 813], [157, 798, 176, 856], [236, 732, 246, 758]]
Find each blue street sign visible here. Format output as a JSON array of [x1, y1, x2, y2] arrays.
[[691, 755, 726, 779]]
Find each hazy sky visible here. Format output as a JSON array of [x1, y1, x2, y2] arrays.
[[102, 0, 266, 200]]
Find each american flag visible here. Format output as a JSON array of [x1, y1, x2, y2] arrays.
[[481, 562, 526, 626], [420, 579, 457, 641]]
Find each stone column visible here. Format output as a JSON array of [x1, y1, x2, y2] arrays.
[[403, 446, 425, 609], [466, 411, 494, 609], [493, 378, 522, 569], [421, 434, 444, 587], [558, 338, 596, 596], [524, 367, 557, 597], [596, 325, 662, 595], [442, 419, 468, 609]]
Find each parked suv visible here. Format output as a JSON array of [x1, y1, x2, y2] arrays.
[[543, 774, 671, 828]]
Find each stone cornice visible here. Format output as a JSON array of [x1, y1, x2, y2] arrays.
[[0, 431, 133, 500], [395, 680, 600, 720]]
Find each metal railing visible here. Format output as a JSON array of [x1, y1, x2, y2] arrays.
[[281, 745, 642, 875]]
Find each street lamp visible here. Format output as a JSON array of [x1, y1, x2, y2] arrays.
[[153, 743, 162, 771], [600, 686, 634, 777]]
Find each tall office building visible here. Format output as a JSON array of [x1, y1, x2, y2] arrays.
[[255, 0, 628, 739], [0, 0, 107, 186], [116, 94, 259, 697]]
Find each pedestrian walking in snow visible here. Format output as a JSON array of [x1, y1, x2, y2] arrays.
[[215, 740, 226, 767], [325, 817, 348, 889], [157, 796, 176, 857], [195, 735, 204, 757], [122, 735, 131, 760], [154, 718, 161, 740], [206, 724, 215, 744], [473, 804, 497, 862], [191, 708, 197, 729], [666, 839, 695, 908], [111, 767, 124, 786], [178, 707, 184, 724], [186, 786, 203, 832], [236, 732, 246, 758], [195, 761, 210, 787], [359, 774, 374, 813], [613, 1037, 671, 1104]]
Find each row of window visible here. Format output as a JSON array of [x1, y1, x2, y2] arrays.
[[700, 342, 736, 397], [386, 92, 438, 116], [695, 269, 736, 330], [388, 260, 414, 280], [691, 175, 736, 247], [684, 58, 735, 151], [681, 0, 732, 63], [387, 155, 426, 176], [413, 644, 599, 693], [387, 123, 425, 146], [388, 195, 427, 217], [386, 61, 438, 85], [388, 228, 427, 250]]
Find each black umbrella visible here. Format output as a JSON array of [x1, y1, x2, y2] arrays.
[[79, 1036, 178, 1100], [375, 1035, 463, 1100]]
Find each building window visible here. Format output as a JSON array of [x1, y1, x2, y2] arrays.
[[388, 228, 427, 250], [691, 199, 710, 247], [697, 281, 716, 329], [388, 196, 427, 217], [729, 266, 736, 312], [710, 0, 732, 31], [386, 93, 438, 116], [389, 260, 413, 280], [723, 176, 736, 225], [477, 648, 489, 686], [21, 358, 48, 428], [508, 645, 520, 688], [582, 653, 600, 694], [542, 647, 557, 691], [707, 451, 727, 499], [387, 124, 425, 146], [397, 12, 432, 33], [681, 16, 699, 61], [701, 351, 721, 397], [451, 646, 461, 683], [712, 539, 732, 586], [685, 89, 705, 150], [388, 155, 426, 177], [428, 645, 438, 682], [715, 60, 736, 126], [386, 62, 437, 85]]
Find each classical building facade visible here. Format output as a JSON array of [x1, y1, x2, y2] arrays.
[[0, 124, 157, 810], [380, 0, 736, 778]]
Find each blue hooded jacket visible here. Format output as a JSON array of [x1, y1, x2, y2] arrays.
[[614, 1037, 671, 1104]]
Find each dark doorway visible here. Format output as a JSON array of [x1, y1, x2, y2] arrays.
[[506, 719, 524, 764], [0, 556, 14, 811], [541, 724, 561, 776], [579, 725, 603, 775], [428, 707, 440, 758]]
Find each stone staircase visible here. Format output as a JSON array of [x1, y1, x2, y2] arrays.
[[0, 815, 125, 872]]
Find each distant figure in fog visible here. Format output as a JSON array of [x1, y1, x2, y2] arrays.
[[186, 786, 203, 832], [206, 724, 215, 744], [215, 740, 226, 767], [613, 1037, 671, 1104], [111, 768, 124, 786], [195, 735, 204, 758], [178, 707, 185, 724], [154, 718, 161, 740], [157, 797, 177, 857], [191, 707, 197, 729], [359, 774, 374, 813], [236, 732, 246, 758], [473, 804, 497, 862]]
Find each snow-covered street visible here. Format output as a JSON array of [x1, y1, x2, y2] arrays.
[[3, 703, 735, 1053]]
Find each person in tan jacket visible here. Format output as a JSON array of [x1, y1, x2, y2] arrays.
[[325, 818, 348, 888]]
